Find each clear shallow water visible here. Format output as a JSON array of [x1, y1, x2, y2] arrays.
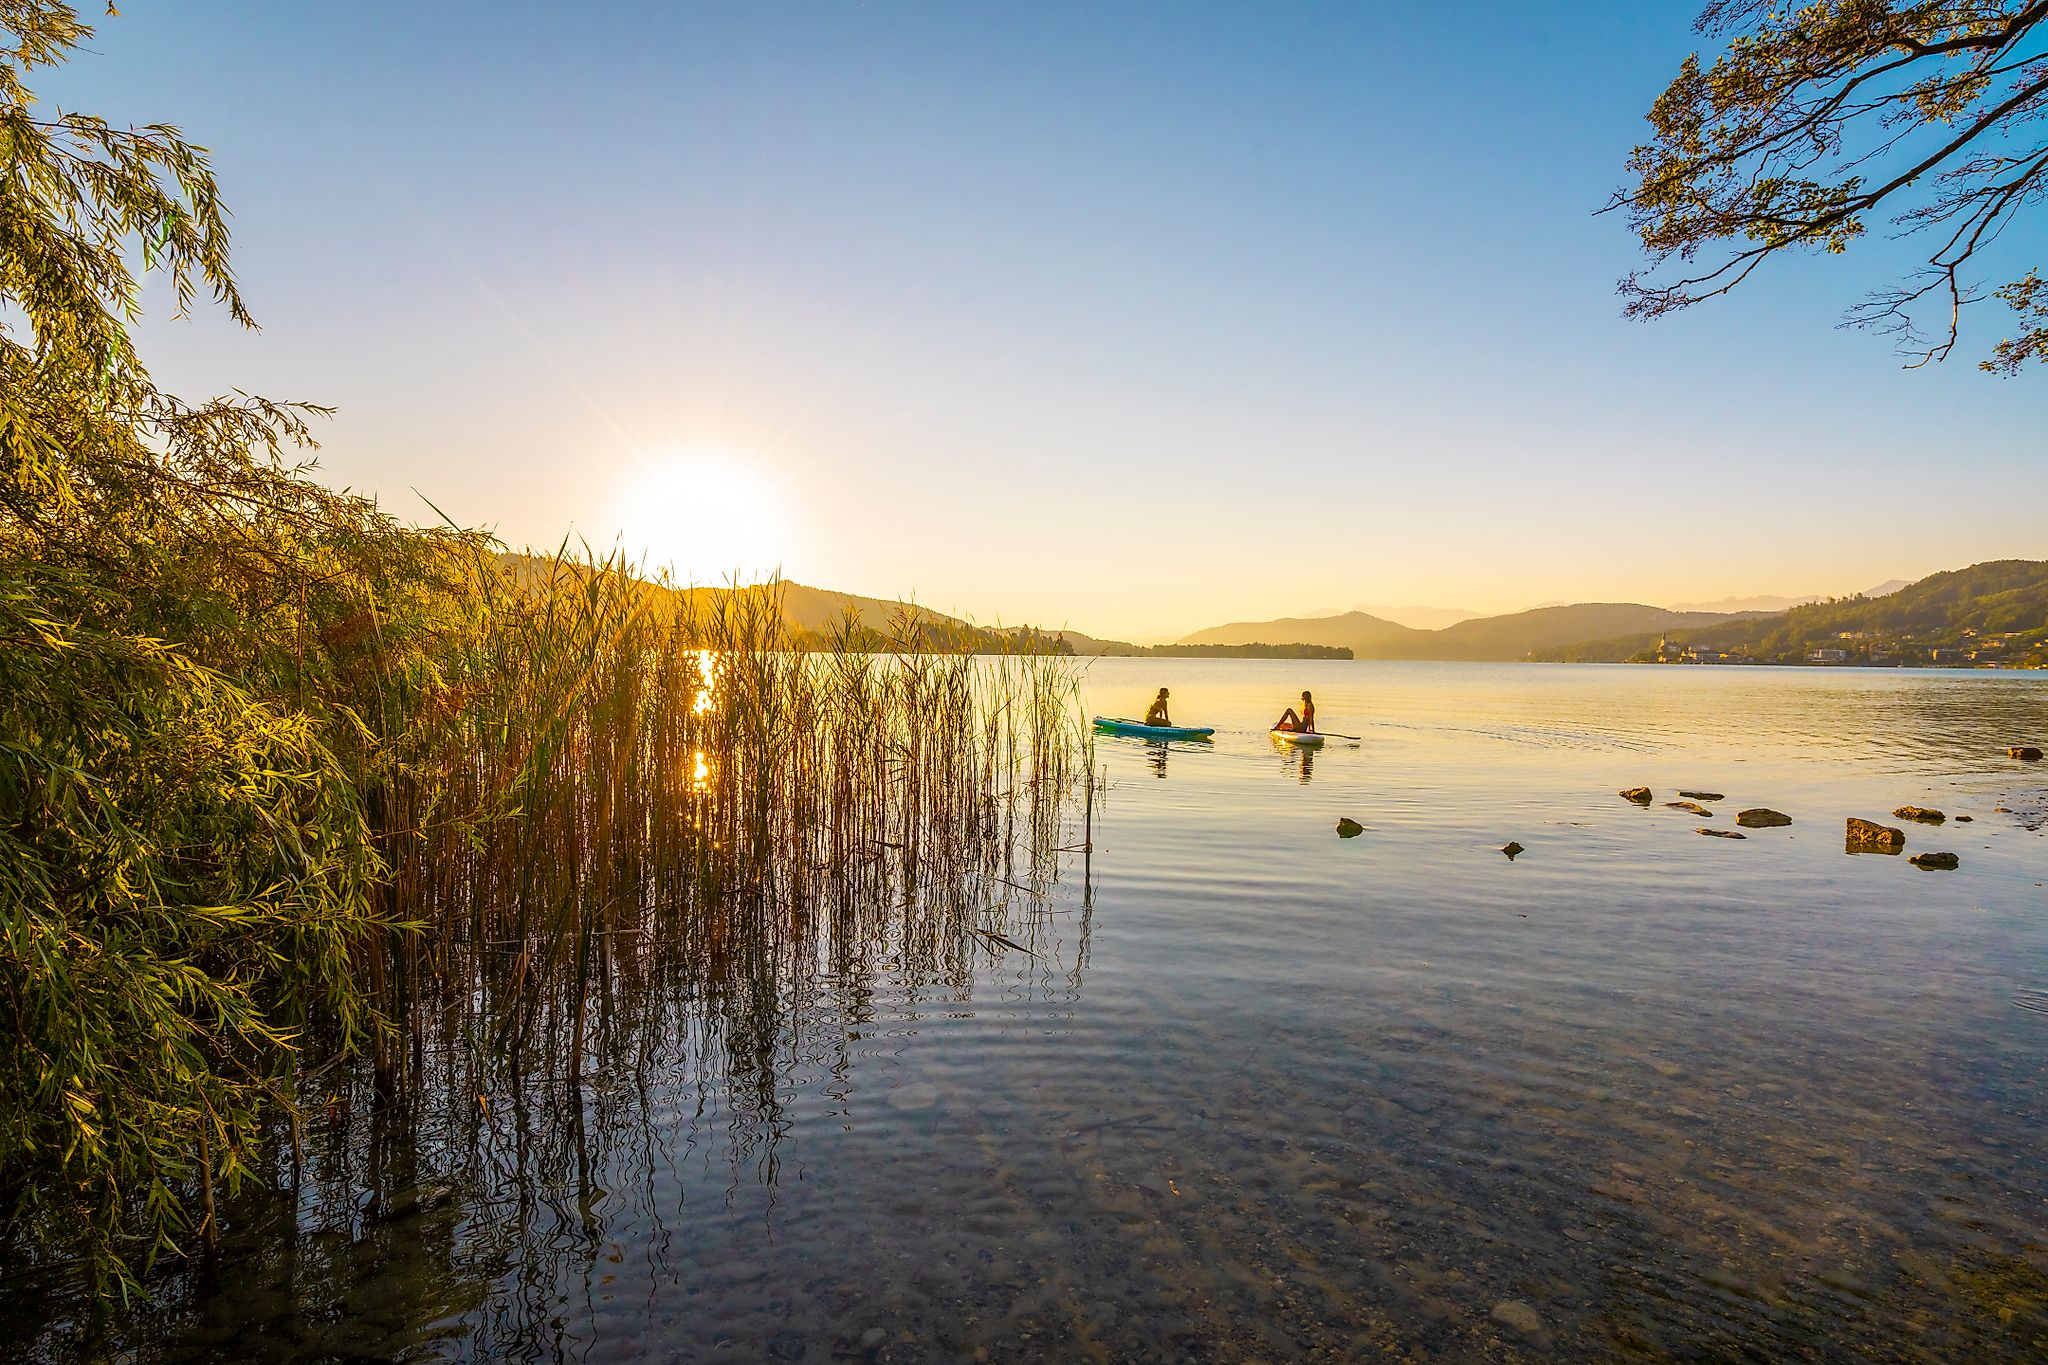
[[11, 661, 2048, 1361]]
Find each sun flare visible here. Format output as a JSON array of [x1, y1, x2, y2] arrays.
[[617, 453, 786, 583]]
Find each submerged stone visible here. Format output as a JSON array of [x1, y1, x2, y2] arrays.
[[1910, 852, 1960, 870], [1893, 805, 1945, 823], [1665, 800, 1713, 816], [1679, 790, 1726, 801], [886, 1083, 942, 1111], [1500, 841, 1524, 859], [389, 1182, 455, 1220], [1735, 808, 1791, 828], [1697, 827, 1745, 839], [2009, 746, 2043, 760], [1490, 1299, 1545, 1338], [1336, 817, 1365, 838], [1619, 787, 1653, 804]]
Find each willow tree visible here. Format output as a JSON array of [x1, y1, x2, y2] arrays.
[[1615, 1, 2048, 371], [0, 0, 410, 1292]]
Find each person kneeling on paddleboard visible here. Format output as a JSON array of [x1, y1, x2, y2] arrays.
[[1274, 690, 1315, 733], [1145, 688, 1172, 726]]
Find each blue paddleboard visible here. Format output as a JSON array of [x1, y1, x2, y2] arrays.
[[1092, 716, 1216, 742]]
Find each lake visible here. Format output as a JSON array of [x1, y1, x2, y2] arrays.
[[11, 660, 2048, 1361]]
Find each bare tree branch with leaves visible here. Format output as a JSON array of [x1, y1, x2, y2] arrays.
[[1613, 0, 2048, 371]]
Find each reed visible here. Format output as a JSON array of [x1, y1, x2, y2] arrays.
[[341, 547, 1083, 1056], [0, 528, 1084, 1293]]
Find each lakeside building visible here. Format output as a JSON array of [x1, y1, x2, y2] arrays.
[[1641, 632, 2048, 670], [1647, 637, 1748, 665]]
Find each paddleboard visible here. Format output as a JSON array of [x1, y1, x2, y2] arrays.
[[1092, 716, 1215, 742], [1269, 728, 1326, 747]]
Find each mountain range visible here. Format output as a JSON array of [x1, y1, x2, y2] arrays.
[[1296, 603, 1484, 631], [1172, 602, 1766, 662], [1154, 577, 1939, 662], [1666, 579, 1911, 614], [505, 553, 2041, 665], [1277, 581, 1912, 634]]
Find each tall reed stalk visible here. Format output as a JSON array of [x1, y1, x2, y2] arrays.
[[360, 552, 1083, 1110]]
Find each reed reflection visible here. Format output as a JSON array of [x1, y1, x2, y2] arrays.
[[10, 830, 1091, 1363]]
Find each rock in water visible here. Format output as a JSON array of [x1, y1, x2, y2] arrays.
[[1893, 805, 1945, 823], [1665, 800, 1713, 816], [1679, 790, 1726, 801], [1619, 787, 1653, 804], [1910, 851, 1960, 870], [1490, 1300, 1545, 1338], [1845, 817, 1906, 853], [1735, 808, 1791, 828], [1697, 827, 1746, 839], [2010, 746, 2043, 760], [1500, 841, 1524, 859], [1336, 817, 1365, 838], [1955, 814, 1974, 823]]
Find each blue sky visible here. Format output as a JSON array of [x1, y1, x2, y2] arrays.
[[42, 1, 2045, 639]]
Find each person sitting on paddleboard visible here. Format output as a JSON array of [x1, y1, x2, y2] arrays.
[[1274, 690, 1315, 733], [1144, 688, 1172, 726]]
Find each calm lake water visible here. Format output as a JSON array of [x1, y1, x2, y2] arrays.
[[12, 660, 2048, 1361]]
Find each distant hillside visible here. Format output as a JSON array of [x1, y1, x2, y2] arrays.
[[1179, 610, 1429, 656], [1105, 641, 1352, 659], [1350, 603, 1484, 631], [1049, 629, 1141, 656], [1177, 602, 1760, 661], [1422, 603, 1766, 660], [1532, 561, 2048, 665], [1050, 630, 1348, 659]]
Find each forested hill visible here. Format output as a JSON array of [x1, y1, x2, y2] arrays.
[[1420, 603, 1761, 661], [1531, 561, 2048, 665], [1177, 610, 1427, 655]]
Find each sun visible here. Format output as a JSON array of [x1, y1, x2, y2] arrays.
[[616, 453, 786, 583]]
